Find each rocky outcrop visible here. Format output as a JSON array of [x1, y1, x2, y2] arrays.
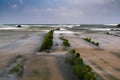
[[117, 24, 120, 27], [17, 25, 22, 28]]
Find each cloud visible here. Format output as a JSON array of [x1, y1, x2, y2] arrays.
[[65, 0, 105, 4], [62, 0, 120, 17], [1, 0, 120, 24], [55, 7, 83, 17], [25, 7, 84, 18], [12, 0, 120, 17], [11, 4, 17, 8], [19, 0, 24, 4], [7, 1, 18, 9]]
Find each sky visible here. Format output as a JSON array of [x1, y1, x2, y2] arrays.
[[0, 0, 120, 24]]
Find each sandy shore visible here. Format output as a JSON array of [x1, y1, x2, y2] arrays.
[[0, 29, 120, 80], [63, 30, 120, 80], [0, 30, 79, 80], [0, 31, 44, 70]]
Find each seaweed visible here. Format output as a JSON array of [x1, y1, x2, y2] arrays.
[[60, 37, 70, 47], [9, 63, 24, 76], [39, 30, 54, 51], [66, 50, 97, 80], [83, 38, 99, 47]]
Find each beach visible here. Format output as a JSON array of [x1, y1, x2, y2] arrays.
[[0, 25, 120, 80], [63, 30, 120, 80]]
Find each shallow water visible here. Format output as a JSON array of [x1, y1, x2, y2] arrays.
[[0, 31, 44, 54]]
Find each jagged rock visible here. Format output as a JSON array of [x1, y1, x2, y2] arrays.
[[17, 25, 22, 28], [117, 24, 120, 27]]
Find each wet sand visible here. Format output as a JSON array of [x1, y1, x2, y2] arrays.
[[63, 31, 120, 80], [0, 31, 44, 70], [0, 30, 79, 80], [0, 29, 120, 80]]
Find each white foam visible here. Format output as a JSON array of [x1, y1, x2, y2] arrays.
[[90, 28, 111, 31], [104, 24, 117, 26], [0, 27, 22, 30], [54, 30, 74, 34]]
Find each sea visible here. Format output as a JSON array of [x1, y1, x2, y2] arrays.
[[0, 24, 120, 31]]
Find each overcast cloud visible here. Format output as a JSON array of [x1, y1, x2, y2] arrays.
[[0, 0, 120, 24]]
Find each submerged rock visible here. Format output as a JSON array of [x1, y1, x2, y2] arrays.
[[0, 55, 26, 80], [54, 27, 60, 30]]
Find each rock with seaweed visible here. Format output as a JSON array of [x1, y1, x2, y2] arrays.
[[66, 49, 97, 80], [39, 30, 54, 52], [60, 37, 70, 47]]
